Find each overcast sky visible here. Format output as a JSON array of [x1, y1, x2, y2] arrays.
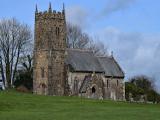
[[0, 0, 160, 91]]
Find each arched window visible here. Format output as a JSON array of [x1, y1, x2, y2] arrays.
[[92, 87, 96, 93], [41, 83, 46, 88], [74, 79, 78, 94]]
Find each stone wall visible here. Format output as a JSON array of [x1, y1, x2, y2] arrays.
[[67, 72, 91, 95], [33, 50, 49, 95], [103, 77, 125, 100], [67, 72, 125, 100]]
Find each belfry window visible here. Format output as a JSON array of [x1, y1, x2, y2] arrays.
[[41, 67, 45, 78], [56, 27, 60, 36]]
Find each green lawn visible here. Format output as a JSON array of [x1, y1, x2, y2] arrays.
[[0, 91, 160, 120]]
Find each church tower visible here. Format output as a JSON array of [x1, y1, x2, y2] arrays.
[[33, 3, 66, 95]]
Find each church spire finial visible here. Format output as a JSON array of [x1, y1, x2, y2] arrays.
[[62, 3, 65, 14], [35, 4, 38, 13], [48, 2, 52, 13]]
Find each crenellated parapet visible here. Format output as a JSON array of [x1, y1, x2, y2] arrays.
[[35, 11, 65, 20], [35, 3, 65, 20]]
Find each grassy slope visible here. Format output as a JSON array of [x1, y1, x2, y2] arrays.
[[0, 91, 160, 120]]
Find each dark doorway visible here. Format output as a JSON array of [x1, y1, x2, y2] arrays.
[[92, 87, 96, 93]]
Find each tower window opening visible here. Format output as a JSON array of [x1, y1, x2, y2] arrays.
[[56, 27, 60, 35]]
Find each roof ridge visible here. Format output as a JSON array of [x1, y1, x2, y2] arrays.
[[97, 56, 112, 59], [66, 48, 92, 52]]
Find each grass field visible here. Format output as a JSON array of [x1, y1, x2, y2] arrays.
[[0, 91, 160, 120]]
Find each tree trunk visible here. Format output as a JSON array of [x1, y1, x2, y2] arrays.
[[12, 47, 20, 85], [6, 61, 11, 88], [0, 56, 5, 86]]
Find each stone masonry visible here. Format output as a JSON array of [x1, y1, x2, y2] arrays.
[[33, 3, 66, 95]]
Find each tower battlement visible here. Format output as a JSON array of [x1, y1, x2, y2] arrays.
[[35, 3, 65, 20], [35, 12, 65, 20]]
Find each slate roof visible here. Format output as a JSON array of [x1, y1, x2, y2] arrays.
[[65, 49, 103, 73], [65, 49, 124, 78], [97, 57, 124, 78]]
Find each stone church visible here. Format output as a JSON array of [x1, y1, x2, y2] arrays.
[[33, 4, 125, 100]]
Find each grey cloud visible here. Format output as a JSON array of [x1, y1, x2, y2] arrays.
[[101, 0, 136, 16], [102, 27, 141, 61], [100, 27, 160, 91], [66, 6, 89, 28]]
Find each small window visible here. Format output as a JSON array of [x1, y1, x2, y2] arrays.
[[41, 67, 45, 78], [74, 80, 78, 92], [107, 80, 109, 88], [56, 27, 60, 35]]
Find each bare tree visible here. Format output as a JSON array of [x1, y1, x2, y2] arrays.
[[0, 18, 32, 88], [14, 54, 33, 90], [87, 36, 108, 56], [19, 54, 33, 73], [66, 23, 90, 49], [66, 23, 108, 56]]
